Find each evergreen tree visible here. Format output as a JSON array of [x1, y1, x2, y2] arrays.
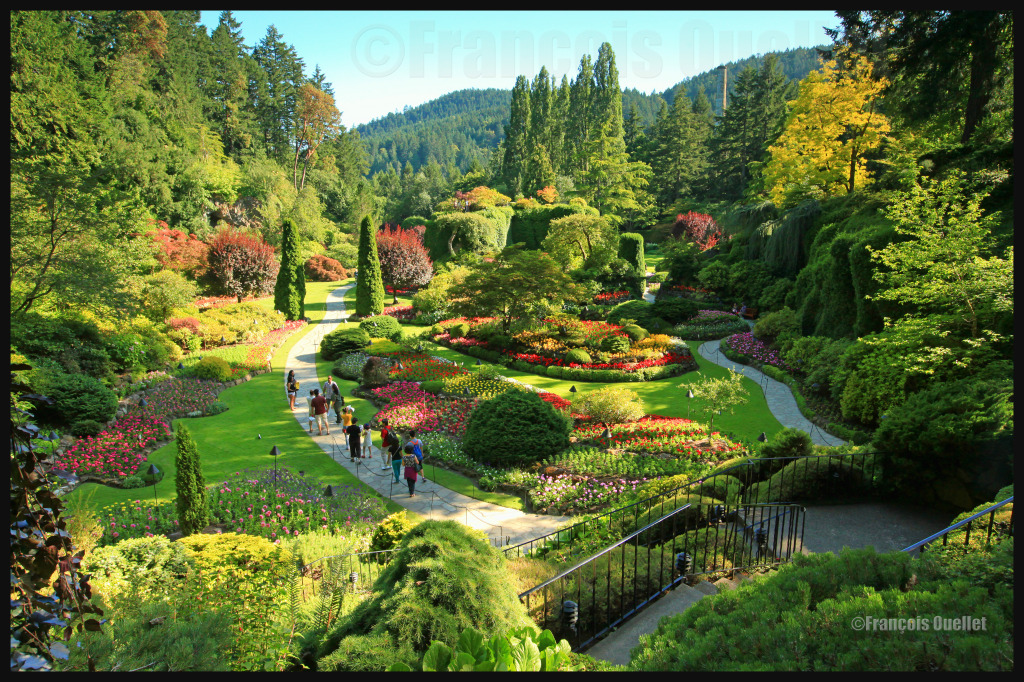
[[501, 75, 531, 197], [174, 423, 209, 536], [252, 24, 306, 160], [356, 215, 385, 316], [651, 87, 708, 207], [565, 54, 593, 176], [274, 217, 305, 320]]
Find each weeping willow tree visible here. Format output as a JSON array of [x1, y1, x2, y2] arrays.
[[747, 200, 822, 277]]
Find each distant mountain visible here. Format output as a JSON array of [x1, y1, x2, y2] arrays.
[[357, 46, 826, 177]]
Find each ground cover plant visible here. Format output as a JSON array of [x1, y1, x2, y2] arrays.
[[52, 415, 171, 480], [368, 381, 476, 437], [673, 309, 751, 340], [722, 331, 794, 372]]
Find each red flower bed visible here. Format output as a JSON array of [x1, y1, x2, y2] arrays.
[[538, 392, 572, 411], [384, 285, 416, 295], [54, 416, 171, 478], [381, 304, 415, 320], [389, 354, 468, 382], [594, 290, 631, 304], [194, 294, 272, 310], [503, 350, 692, 372]]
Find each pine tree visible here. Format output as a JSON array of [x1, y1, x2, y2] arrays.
[[356, 215, 385, 316], [175, 423, 209, 536], [501, 75, 531, 197], [274, 217, 305, 320], [565, 54, 593, 176]]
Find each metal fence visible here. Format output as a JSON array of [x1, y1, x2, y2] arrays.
[[901, 496, 1014, 557], [503, 452, 876, 561], [297, 548, 399, 600], [516, 501, 804, 652]]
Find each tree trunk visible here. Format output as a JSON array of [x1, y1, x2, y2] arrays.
[[961, 13, 1001, 145]]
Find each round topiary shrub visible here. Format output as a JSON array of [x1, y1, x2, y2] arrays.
[[419, 380, 444, 394], [462, 390, 572, 467], [564, 348, 593, 365], [601, 335, 630, 354], [321, 327, 372, 361], [651, 297, 700, 324], [361, 356, 392, 388], [359, 315, 403, 342], [193, 356, 233, 382], [369, 511, 416, 556], [429, 324, 444, 336], [36, 372, 118, 427], [621, 324, 649, 342], [607, 299, 654, 326], [448, 322, 470, 339]]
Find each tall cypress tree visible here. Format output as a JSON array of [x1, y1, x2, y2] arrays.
[[356, 215, 385, 316], [274, 217, 305, 320], [501, 75, 531, 197], [174, 424, 209, 536]]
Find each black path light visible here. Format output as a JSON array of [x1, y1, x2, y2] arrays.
[[475, 359, 482, 366], [569, 385, 577, 394], [178, 362, 185, 370], [562, 600, 579, 633], [755, 526, 769, 556], [324, 484, 334, 498], [139, 397, 148, 419], [270, 446, 281, 485], [758, 432, 768, 443], [220, 335, 226, 345], [350, 571, 359, 591], [675, 551, 693, 575], [147, 464, 161, 506], [686, 388, 695, 420]]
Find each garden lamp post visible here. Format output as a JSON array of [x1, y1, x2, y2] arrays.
[[178, 362, 184, 370], [270, 446, 281, 486], [324, 484, 334, 498], [475, 359, 481, 366], [147, 464, 160, 506], [220, 335, 226, 346], [686, 389, 694, 420], [139, 397, 148, 419], [569, 385, 577, 396], [758, 432, 767, 443]]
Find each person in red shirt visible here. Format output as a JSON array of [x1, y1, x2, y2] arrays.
[[379, 418, 392, 470], [310, 389, 329, 436]]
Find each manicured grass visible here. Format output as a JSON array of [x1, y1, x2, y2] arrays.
[[422, 465, 525, 511], [68, 280, 414, 519]]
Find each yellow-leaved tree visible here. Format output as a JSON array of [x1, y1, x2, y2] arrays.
[[763, 49, 889, 208]]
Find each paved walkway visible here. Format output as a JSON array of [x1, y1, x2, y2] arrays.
[[697, 339, 847, 447], [284, 283, 571, 546], [646, 286, 844, 447]]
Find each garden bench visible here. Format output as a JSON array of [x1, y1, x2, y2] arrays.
[[742, 307, 759, 320]]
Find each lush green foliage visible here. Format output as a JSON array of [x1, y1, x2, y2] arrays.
[[313, 521, 537, 671], [34, 372, 119, 426], [192, 355, 233, 382], [369, 511, 416, 554], [274, 217, 306, 320], [390, 626, 575, 672], [173, 424, 209, 536], [356, 216, 386, 317], [359, 314, 403, 342], [321, 327, 372, 361], [630, 547, 1012, 671], [463, 389, 572, 467]]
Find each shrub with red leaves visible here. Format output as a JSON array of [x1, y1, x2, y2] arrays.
[[206, 228, 279, 302], [146, 223, 209, 278], [376, 224, 433, 300], [304, 254, 348, 282], [166, 316, 201, 335], [672, 211, 724, 252]]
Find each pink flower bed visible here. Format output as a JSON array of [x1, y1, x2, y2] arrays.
[[723, 332, 793, 371], [369, 381, 475, 437], [54, 416, 171, 478], [381, 304, 415, 321]]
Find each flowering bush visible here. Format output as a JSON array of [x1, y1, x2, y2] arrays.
[[724, 332, 793, 372], [304, 254, 348, 282], [530, 474, 648, 514], [369, 381, 476, 436], [381, 304, 415, 321], [53, 416, 171, 478], [594, 290, 631, 304], [95, 468, 387, 547], [572, 416, 743, 461], [388, 354, 467, 382]]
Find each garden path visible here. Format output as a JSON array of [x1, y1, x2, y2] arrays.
[[696, 340, 847, 447], [284, 283, 571, 546]]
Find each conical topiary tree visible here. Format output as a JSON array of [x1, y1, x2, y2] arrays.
[[274, 217, 305, 320], [174, 423, 209, 536], [356, 215, 385, 317]]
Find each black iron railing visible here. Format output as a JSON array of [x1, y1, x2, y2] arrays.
[[503, 452, 875, 561], [902, 496, 1014, 556], [297, 548, 399, 599], [516, 501, 804, 652]]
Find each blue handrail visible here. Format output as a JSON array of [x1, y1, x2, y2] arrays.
[[901, 496, 1013, 554]]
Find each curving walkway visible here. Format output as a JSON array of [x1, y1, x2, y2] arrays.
[[697, 339, 846, 447], [284, 283, 571, 546]]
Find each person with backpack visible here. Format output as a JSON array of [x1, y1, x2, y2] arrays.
[[401, 444, 422, 497], [286, 371, 300, 410], [407, 430, 425, 481], [345, 413, 362, 462]]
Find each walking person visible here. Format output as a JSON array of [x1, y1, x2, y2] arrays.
[[306, 389, 316, 433], [310, 389, 330, 436], [378, 421, 392, 470], [286, 371, 300, 410], [387, 429, 403, 484], [323, 376, 341, 423], [402, 444, 421, 497], [407, 430, 425, 481], [341, 406, 354, 456], [345, 415, 362, 462], [362, 423, 375, 462]]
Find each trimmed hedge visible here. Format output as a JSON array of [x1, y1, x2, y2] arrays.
[[463, 390, 572, 467], [359, 315, 403, 342], [193, 356, 233, 382], [321, 327, 372, 361]]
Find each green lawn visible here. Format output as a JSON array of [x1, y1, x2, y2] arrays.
[[68, 280, 413, 518]]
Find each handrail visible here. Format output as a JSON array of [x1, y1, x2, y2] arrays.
[[901, 496, 1014, 554], [518, 504, 693, 600]]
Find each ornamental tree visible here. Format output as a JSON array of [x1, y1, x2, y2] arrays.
[[571, 386, 646, 431], [672, 211, 724, 252], [174, 423, 209, 536], [146, 224, 210, 278], [448, 245, 582, 334], [686, 369, 750, 437], [273, 217, 305, 320], [206, 228, 279, 302], [542, 214, 616, 271], [356, 215, 385, 317], [376, 224, 433, 303]]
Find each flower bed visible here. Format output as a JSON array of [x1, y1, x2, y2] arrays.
[[672, 310, 750, 340], [530, 474, 649, 515], [388, 354, 468, 382], [368, 381, 475, 437], [381, 304, 415, 321], [122, 377, 221, 424], [594, 290, 631, 304], [194, 294, 272, 310], [53, 416, 171, 479], [571, 416, 744, 461], [181, 319, 306, 380], [723, 332, 793, 372], [384, 285, 416, 296], [95, 467, 387, 547]]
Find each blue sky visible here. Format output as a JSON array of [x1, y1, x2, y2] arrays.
[[199, 11, 839, 128]]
